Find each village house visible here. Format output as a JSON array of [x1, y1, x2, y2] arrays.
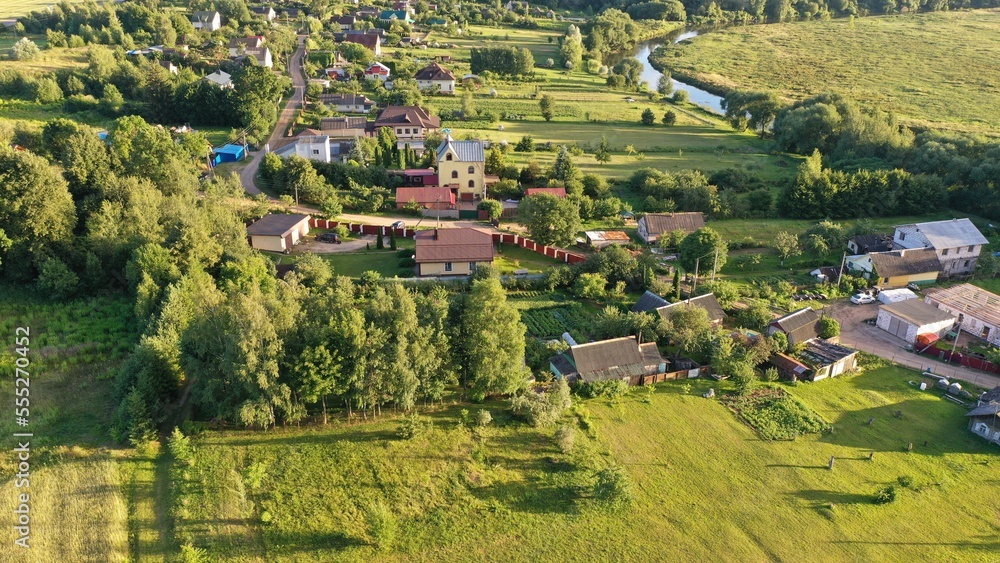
[[204, 70, 233, 89], [876, 299, 955, 344], [414, 62, 456, 94], [336, 14, 357, 31], [190, 10, 222, 31], [656, 293, 727, 327], [319, 116, 369, 139], [797, 339, 859, 381], [341, 33, 381, 57], [966, 386, 1000, 446], [637, 212, 705, 244], [893, 218, 988, 276], [395, 186, 456, 210], [414, 228, 494, 276], [437, 135, 486, 201], [374, 106, 440, 150], [924, 284, 1000, 345], [318, 93, 376, 113], [158, 60, 178, 75], [272, 135, 332, 163], [229, 37, 272, 68], [846, 249, 942, 288], [364, 62, 391, 81], [549, 336, 668, 385], [585, 231, 631, 249], [250, 6, 277, 21], [766, 307, 821, 346], [246, 214, 310, 253], [631, 290, 669, 313], [396, 168, 439, 186], [379, 9, 414, 24]]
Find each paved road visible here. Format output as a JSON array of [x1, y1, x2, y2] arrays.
[[240, 34, 308, 196], [828, 300, 1000, 390]]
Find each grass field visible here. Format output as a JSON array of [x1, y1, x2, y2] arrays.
[[659, 9, 1000, 134], [169, 364, 1000, 561], [0, 1, 72, 18], [493, 242, 564, 274]]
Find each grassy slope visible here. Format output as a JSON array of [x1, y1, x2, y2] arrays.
[[661, 9, 1000, 134], [173, 366, 999, 561], [0, 288, 155, 561]]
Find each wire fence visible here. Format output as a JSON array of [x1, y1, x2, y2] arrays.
[[847, 338, 999, 390]]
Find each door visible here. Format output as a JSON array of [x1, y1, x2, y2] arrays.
[[888, 317, 900, 336]]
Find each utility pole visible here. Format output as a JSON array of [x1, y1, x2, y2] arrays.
[[711, 247, 719, 282], [692, 257, 700, 297], [294, 181, 300, 207], [837, 252, 847, 286], [950, 323, 963, 356]]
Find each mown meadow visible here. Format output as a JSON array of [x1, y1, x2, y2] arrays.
[[169, 363, 999, 561], [658, 9, 1000, 134]]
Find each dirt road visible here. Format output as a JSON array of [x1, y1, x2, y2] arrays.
[[828, 300, 1000, 390], [240, 34, 307, 196]]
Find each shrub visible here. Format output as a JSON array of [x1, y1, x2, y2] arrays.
[[593, 465, 633, 509], [396, 413, 432, 439], [397, 248, 415, 258], [555, 424, 576, 453], [510, 379, 572, 427], [366, 501, 397, 551], [577, 379, 630, 401], [818, 317, 840, 338], [476, 409, 493, 427], [167, 427, 194, 465], [897, 475, 913, 488], [873, 485, 897, 504], [398, 257, 416, 268], [11, 37, 40, 61]]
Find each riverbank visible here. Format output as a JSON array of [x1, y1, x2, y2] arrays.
[[648, 10, 1000, 135]]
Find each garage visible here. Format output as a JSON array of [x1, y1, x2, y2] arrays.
[[876, 299, 956, 344], [246, 213, 311, 253]]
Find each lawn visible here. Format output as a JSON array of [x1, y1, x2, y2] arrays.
[[493, 241, 565, 274], [0, 0, 77, 17], [657, 9, 1000, 134], [169, 364, 999, 561]]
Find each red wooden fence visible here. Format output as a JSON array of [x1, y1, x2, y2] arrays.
[[918, 347, 1000, 374], [308, 218, 587, 265]]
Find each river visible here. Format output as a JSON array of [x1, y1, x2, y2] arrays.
[[632, 30, 726, 115]]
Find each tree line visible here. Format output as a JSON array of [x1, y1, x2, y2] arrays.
[[469, 46, 536, 77]]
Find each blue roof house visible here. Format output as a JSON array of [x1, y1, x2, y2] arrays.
[[212, 144, 246, 165]]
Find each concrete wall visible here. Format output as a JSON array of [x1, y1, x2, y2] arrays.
[[251, 234, 286, 252], [938, 245, 981, 275], [926, 297, 1000, 345], [877, 309, 953, 343]]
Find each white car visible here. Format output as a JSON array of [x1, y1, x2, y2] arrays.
[[850, 293, 876, 304]]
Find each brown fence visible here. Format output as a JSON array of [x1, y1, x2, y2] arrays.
[[308, 218, 587, 265], [640, 365, 712, 386], [919, 347, 1000, 374]]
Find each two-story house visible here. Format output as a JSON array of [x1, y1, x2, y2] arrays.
[[364, 62, 391, 81], [414, 62, 456, 94], [893, 218, 988, 276], [272, 134, 332, 163], [437, 135, 485, 201], [190, 10, 222, 31], [374, 105, 440, 150]]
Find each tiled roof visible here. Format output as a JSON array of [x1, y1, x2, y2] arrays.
[[880, 299, 955, 327], [342, 34, 380, 50], [395, 187, 455, 205], [375, 106, 440, 129], [246, 214, 310, 237], [415, 62, 456, 81], [319, 93, 374, 106], [639, 212, 705, 236], [525, 187, 566, 197], [895, 218, 988, 250], [868, 249, 942, 278], [414, 228, 494, 263], [320, 116, 368, 131], [436, 136, 484, 162]]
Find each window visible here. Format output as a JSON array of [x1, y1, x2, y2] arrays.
[[469, 262, 476, 271], [396, 128, 402, 134], [468, 165, 474, 174], [446, 153, 453, 161], [883, 277, 890, 283], [900, 233, 906, 241], [983, 326, 991, 339], [444, 262, 453, 272], [468, 180, 475, 188], [969, 245, 975, 252], [964, 260, 970, 268], [404, 128, 410, 134], [451, 171, 458, 179], [312, 149, 319, 155]]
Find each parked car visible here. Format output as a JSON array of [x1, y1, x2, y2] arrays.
[[391, 220, 406, 229], [906, 283, 921, 292], [850, 293, 876, 304], [316, 232, 341, 244]]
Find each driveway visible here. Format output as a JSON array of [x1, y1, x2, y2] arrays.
[[240, 34, 308, 196], [295, 235, 377, 254], [828, 300, 1000, 390]]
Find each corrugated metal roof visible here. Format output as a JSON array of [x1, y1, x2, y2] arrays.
[[395, 187, 455, 205], [868, 249, 941, 278], [639, 212, 705, 236], [896, 218, 988, 249], [924, 283, 1000, 328], [632, 290, 670, 313], [966, 404, 1000, 417], [657, 293, 727, 323], [436, 136, 484, 162], [769, 307, 821, 345], [585, 231, 630, 242], [571, 336, 656, 382], [524, 187, 566, 198], [880, 299, 956, 327]]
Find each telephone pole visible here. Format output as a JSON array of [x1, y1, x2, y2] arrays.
[[837, 252, 847, 286], [711, 247, 719, 282], [692, 257, 700, 297]]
